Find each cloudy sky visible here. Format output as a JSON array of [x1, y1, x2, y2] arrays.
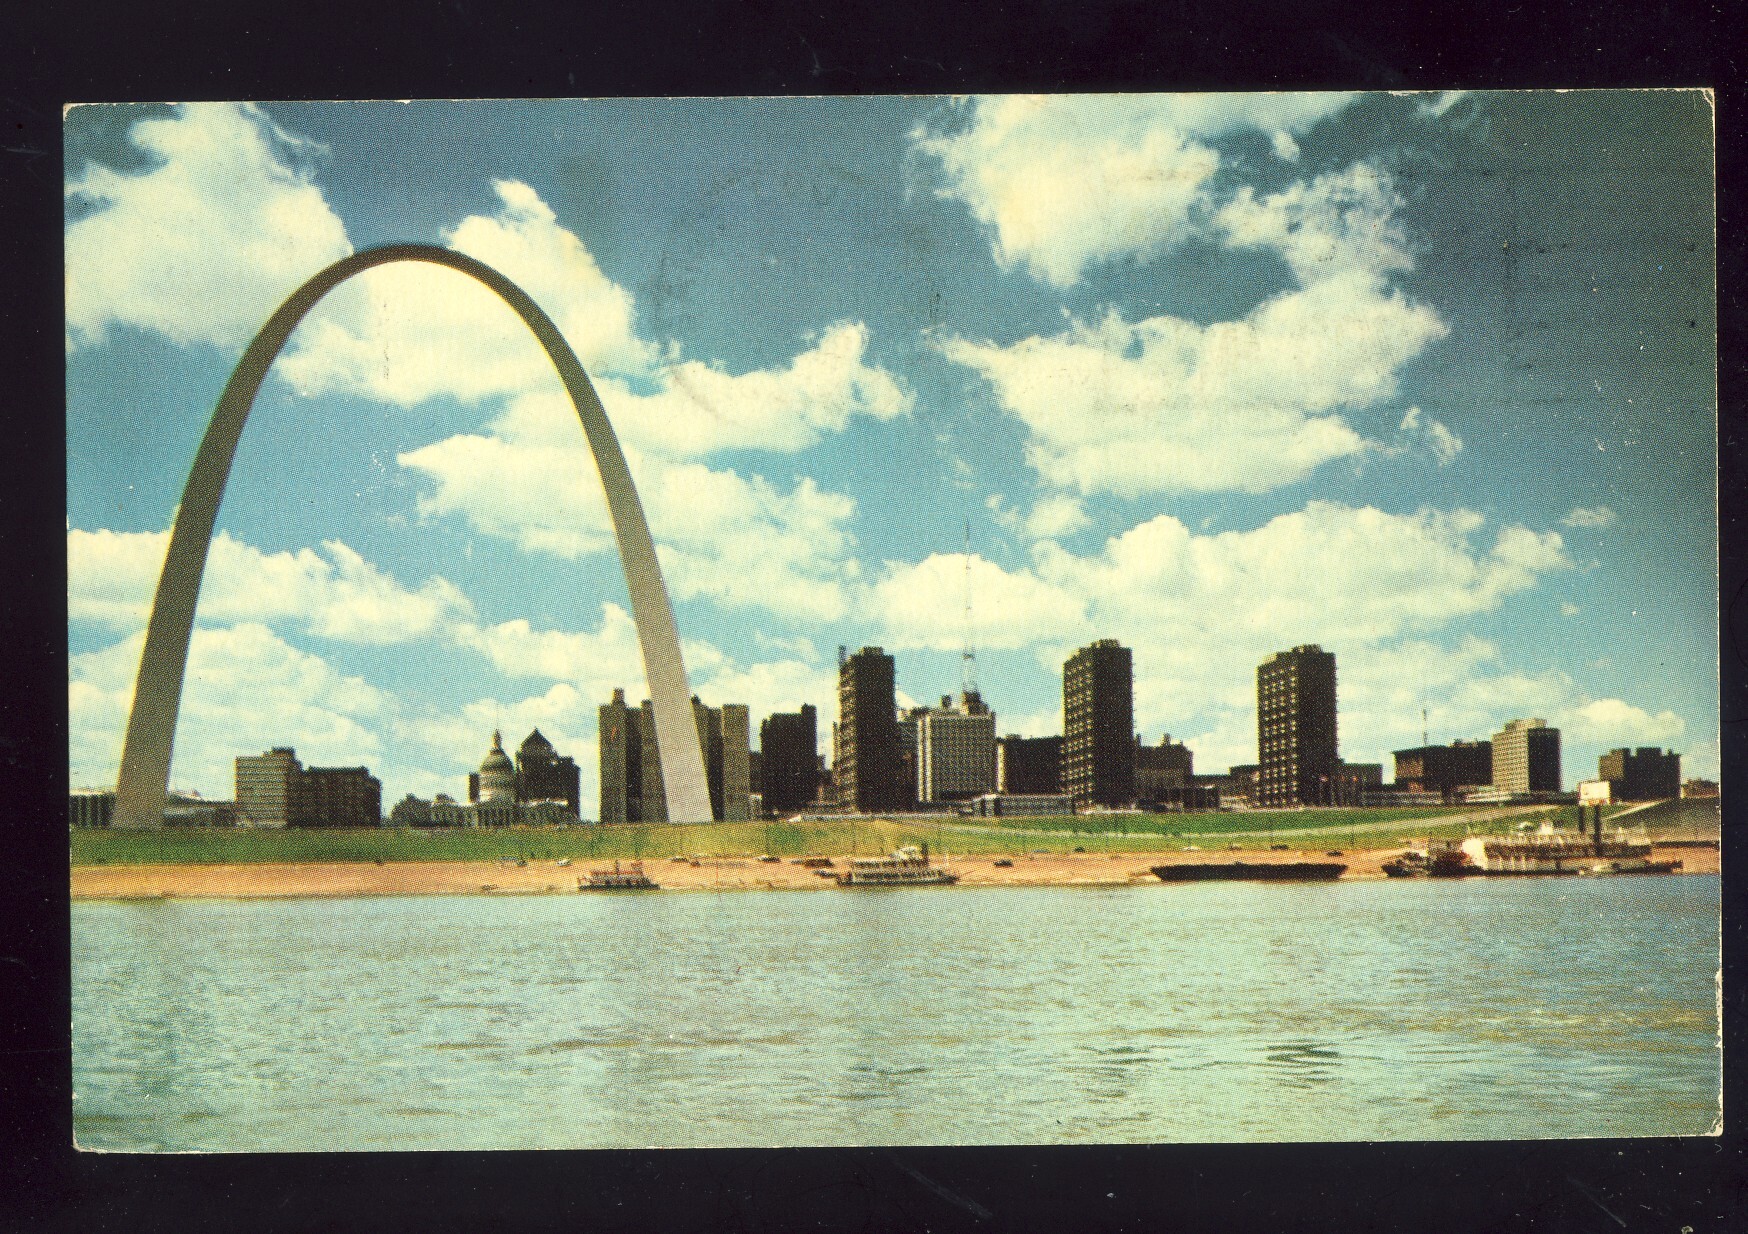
[[66, 92, 1718, 810]]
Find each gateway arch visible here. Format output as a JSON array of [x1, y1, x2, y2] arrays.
[[111, 243, 713, 828]]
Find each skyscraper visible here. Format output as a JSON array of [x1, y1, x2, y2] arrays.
[[1492, 718, 1562, 794], [600, 688, 749, 822], [837, 646, 904, 813], [235, 747, 303, 828], [1256, 644, 1338, 808], [1063, 639, 1134, 808], [1492, 718, 1562, 793], [599, 688, 648, 824], [760, 704, 819, 816], [693, 698, 752, 822]]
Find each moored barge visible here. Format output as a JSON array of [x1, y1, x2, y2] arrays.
[[1150, 860, 1346, 883]]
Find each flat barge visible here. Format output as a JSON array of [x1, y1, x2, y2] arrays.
[[1151, 861, 1346, 883]]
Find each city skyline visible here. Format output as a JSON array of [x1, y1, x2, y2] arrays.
[[67, 93, 1718, 811], [142, 638, 1682, 822]]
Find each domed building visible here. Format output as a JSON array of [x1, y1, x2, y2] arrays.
[[461, 728, 582, 821], [474, 730, 518, 804], [516, 728, 581, 814]]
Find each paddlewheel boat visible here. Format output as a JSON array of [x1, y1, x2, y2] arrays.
[[835, 844, 958, 887]]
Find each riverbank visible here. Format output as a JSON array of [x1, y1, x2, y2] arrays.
[[70, 842, 1717, 899]]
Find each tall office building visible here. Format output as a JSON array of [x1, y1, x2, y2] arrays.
[[600, 688, 748, 822], [1491, 718, 1562, 793], [1063, 639, 1134, 808], [236, 747, 304, 828], [837, 646, 904, 812], [996, 735, 1063, 795], [1256, 645, 1339, 807], [600, 688, 650, 823], [760, 704, 819, 815], [916, 693, 997, 803], [237, 747, 380, 827], [693, 698, 752, 822], [1598, 746, 1679, 801]]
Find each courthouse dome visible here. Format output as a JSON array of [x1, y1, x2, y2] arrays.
[[478, 730, 517, 803]]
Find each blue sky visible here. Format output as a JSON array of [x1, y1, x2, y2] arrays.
[[65, 92, 1718, 810]]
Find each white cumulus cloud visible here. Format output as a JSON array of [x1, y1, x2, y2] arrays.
[[276, 178, 656, 404], [913, 93, 1358, 287], [66, 103, 353, 351], [939, 162, 1448, 497], [68, 526, 474, 644], [70, 623, 392, 796], [868, 502, 1578, 772], [399, 395, 865, 622]]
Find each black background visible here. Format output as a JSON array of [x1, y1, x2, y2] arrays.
[[2, 2, 1742, 1230]]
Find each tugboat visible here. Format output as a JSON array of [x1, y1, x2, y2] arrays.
[[835, 844, 959, 887], [578, 860, 658, 890]]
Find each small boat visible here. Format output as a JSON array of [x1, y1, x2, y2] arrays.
[[836, 844, 958, 887], [578, 860, 658, 890], [1151, 861, 1345, 883]]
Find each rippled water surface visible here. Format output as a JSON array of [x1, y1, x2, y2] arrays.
[[72, 876, 1719, 1150]]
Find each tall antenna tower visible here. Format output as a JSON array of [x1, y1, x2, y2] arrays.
[[961, 519, 978, 697]]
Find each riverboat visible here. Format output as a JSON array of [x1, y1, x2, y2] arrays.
[[578, 860, 658, 890], [835, 844, 958, 887], [1150, 860, 1345, 883], [1457, 826, 1669, 876]]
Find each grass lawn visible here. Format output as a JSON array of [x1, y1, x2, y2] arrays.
[[68, 803, 1633, 866]]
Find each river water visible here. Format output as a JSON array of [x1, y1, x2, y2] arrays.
[[72, 876, 1719, 1151]]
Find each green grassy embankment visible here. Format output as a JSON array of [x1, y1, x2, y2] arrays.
[[69, 803, 1634, 866]]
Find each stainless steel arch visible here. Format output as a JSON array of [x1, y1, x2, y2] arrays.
[[111, 244, 713, 827]]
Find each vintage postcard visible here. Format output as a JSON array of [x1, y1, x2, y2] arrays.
[[66, 92, 1719, 1151]]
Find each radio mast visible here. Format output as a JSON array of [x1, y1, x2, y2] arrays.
[[961, 519, 978, 698]]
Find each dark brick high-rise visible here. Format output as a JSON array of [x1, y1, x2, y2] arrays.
[[760, 704, 819, 815], [1257, 644, 1338, 807], [1063, 640, 1134, 807], [837, 647, 903, 812], [996, 734, 1063, 795]]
